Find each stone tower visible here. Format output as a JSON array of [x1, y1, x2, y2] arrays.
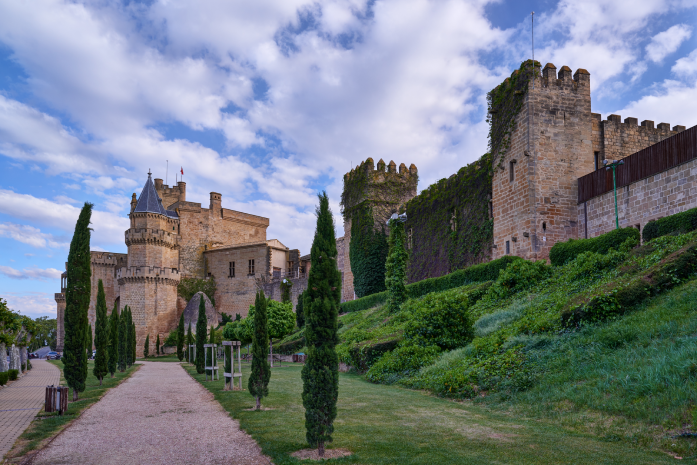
[[118, 171, 181, 354], [340, 158, 418, 301]]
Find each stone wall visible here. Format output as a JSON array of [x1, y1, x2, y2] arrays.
[[579, 158, 697, 239], [86, 252, 127, 345], [55, 293, 65, 351], [259, 274, 309, 309]]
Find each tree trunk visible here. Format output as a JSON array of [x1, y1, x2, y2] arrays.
[[318, 442, 325, 457], [99, 377, 102, 386], [72, 388, 78, 401], [256, 396, 261, 410]]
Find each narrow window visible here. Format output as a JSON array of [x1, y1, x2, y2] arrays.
[[488, 200, 493, 219], [505, 240, 510, 255], [542, 222, 547, 232], [229, 261, 235, 278], [407, 228, 413, 250], [248, 259, 255, 275], [450, 209, 457, 231], [594, 152, 600, 170], [509, 160, 516, 182]]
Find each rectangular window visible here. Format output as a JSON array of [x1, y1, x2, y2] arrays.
[[594, 151, 600, 170], [229, 261, 235, 278], [248, 259, 255, 275], [509, 160, 516, 182], [505, 240, 510, 255]]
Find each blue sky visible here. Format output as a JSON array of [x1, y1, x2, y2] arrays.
[[0, 0, 696, 318]]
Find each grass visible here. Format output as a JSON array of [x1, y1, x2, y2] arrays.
[[5, 360, 139, 461], [183, 362, 676, 464], [140, 354, 184, 362]]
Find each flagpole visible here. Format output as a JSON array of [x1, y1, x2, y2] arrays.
[[166, 160, 168, 185]]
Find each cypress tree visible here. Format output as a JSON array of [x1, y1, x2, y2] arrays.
[[155, 334, 160, 356], [118, 306, 127, 372], [108, 303, 118, 377], [296, 290, 305, 328], [207, 324, 215, 376], [385, 218, 408, 314], [86, 322, 93, 356], [144, 334, 150, 358], [93, 279, 109, 385], [131, 320, 136, 362], [64, 202, 92, 401], [301, 192, 341, 457], [125, 308, 133, 367], [249, 291, 270, 410], [195, 297, 207, 374], [186, 322, 193, 363], [176, 312, 185, 362]]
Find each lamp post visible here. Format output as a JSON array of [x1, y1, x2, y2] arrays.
[[604, 159, 625, 230]]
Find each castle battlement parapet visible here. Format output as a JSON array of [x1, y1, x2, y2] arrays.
[[90, 251, 128, 267], [342, 158, 418, 213], [116, 266, 181, 284], [125, 228, 180, 249]]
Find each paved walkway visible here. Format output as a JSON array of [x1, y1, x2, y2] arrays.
[[30, 362, 270, 465], [0, 359, 60, 459]]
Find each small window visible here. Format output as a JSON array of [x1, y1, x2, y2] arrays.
[[594, 152, 600, 170], [407, 228, 413, 250], [248, 259, 255, 275], [509, 160, 516, 182], [505, 240, 510, 255], [229, 261, 235, 278], [450, 209, 457, 232], [542, 222, 546, 232], [173, 226, 175, 231]]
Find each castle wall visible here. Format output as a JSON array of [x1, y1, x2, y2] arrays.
[[341, 220, 354, 302], [87, 252, 127, 345], [154, 179, 186, 209], [580, 158, 697, 239], [595, 115, 682, 163], [55, 293, 65, 351]]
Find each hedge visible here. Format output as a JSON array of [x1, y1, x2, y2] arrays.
[[643, 207, 697, 242], [339, 255, 522, 313], [549, 227, 640, 266]]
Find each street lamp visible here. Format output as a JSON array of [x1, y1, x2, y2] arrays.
[[604, 159, 625, 229], [386, 212, 408, 225]]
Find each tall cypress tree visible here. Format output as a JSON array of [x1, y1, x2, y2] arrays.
[[249, 290, 270, 410], [195, 297, 207, 374], [144, 334, 150, 358], [131, 319, 136, 362], [186, 322, 193, 363], [93, 279, 109, 385], [385, 218, 408, 314], [86, 322, 93, 358], [118, 306, 127, 372], [156, 334, 160, 356], [125, 308, 133, 367], [296, 290, 305, 328], [108, 303, 119, 377], [176, 312, 185, 362], [64, 202, 92, 401], [301, 192, 341, 457]]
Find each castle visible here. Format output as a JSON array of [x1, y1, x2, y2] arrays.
[[55, 172, 306, 356], [339, 62, 695, 298]]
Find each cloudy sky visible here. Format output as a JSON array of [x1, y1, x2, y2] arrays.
[[1, 0, 696, 318]]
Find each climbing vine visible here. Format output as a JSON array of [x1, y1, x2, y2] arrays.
[[349, 202, 388, 298]]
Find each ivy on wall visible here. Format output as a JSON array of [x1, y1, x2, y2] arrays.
[[349, 202, 388, 298], [177, 276, 217, 307]]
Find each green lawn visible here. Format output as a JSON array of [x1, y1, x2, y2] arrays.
[[183, 362, 676, 464], [6, 360, 139, 461], [139, 354, 184, 362]]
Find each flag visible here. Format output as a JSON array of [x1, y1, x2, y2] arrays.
[[181, 167, 184, 175]]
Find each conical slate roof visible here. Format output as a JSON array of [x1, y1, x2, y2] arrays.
[[182, 292, 220, 331], [134, 171, 169, 216]]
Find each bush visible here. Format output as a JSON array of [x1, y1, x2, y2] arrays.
[[346, 338, 401, 372], [8, 369, 18, 381], [474, 304, 524, 338], [366, 344, 441, 384], [0, 372, 8, 385], [485, 260, 551, 301], [643, 207, 697, 242], [550, 227, 640, 266], [340, 256, 522, 313], [162, 329, 178, 347], [276, 337, 305, 355], [403, 288, 475, 351]]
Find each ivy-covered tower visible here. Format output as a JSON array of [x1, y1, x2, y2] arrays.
[[340, 158, 418, 302]]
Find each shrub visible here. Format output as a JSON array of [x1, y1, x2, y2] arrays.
[[485, 259, 551, 301], [549, 227, 640, 266], [0, 372, 8, 385], [643, 207, 697, 242], [21, 363, 26, 371], [8, 369, 18, 381], [345, 338, 401, 372], [474, 304, 524, 338], [340, 255, 521, 313], [366, 344, 441, 384], [403, 289, 475, 351]]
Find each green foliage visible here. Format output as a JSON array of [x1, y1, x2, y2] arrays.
[[131, 320, 136, 363], [144, 334, 150, 358], [349, 202, 389, 298], [223, 319, 252, 346], [125, 309, 134, 367], [267, 300, 295, 340], [385, 219, 408, 313], [643, 206, 697, 242], [280, 279, 292, 303], [93, 279, 108, 382], [85, 323, 92, 355], [366, 344, 441, 384], [8, 369, 18, 381], [178, 276, 217, 307], [550, 227, 640, 266], [249, 291, 270, 406], [28, 316, 57, 351], [302, 192, 341, 454], [176, 312, 185, 362], [195, 296, 207, 374], [0, 372, 7, 385], [156, 333, 160, 355], [117, 306, 127, 372], [340, 255, 520, 313], [484, 259, 551, 301], [221, 312, 232, 326], [296, 290, 305, 328], [63, 202, 92, 398]]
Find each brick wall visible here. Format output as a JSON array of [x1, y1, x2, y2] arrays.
[[579, 158, 697, 239]]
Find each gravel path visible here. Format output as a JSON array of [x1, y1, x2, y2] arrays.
[[30, 362, 271, 465]]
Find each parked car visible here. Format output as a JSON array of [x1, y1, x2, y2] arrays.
[[28, 352, 38, 359], [92, 350, 96, 359], [47, 351, 61, 360]]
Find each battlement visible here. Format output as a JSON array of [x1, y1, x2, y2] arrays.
[[342, 158, 418, 213], [154, 179, 186, 209], [90, 251, 128, 267], [125, 228, 180, 249], [116, 266, 181, 282], [593, 113, 685, 134]]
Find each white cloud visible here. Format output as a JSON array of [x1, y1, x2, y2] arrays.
[[673, 48, 697, 77], [0, 222, 68, 248], [646, 24, 692, 63], [0, 265, 62, 281], [617, 79, 697, 130], [3, 292, 56, 318]]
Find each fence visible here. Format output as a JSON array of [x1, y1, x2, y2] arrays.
[[578, 125, 697, 203]]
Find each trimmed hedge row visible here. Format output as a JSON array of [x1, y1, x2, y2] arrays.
[[643, 207, 697, 242], [340, 255, 522, 313], [549, 227, 640, 266]]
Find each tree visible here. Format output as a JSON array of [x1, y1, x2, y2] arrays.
[[385, 217, 409, 314], [186, 322, 193, 363], [118, 306, 128, 372], [63, 202, 92, 401], [108, 303, 119, 377], [28, 316, 57, 351], [86, 323, 93, 356], [176, 312, 185, 362], [144, 334, 150, 359], [280, 279, 292, 303], [296, 291, 305, 328], [93, 279, 109, 385], [267, 299, 295, 367], [156, 334, 160, 356], [195, 296, 207, 374], [249, 291, 270, 410], [125, 308, 133, 367], [131, 319, 136, 362], [301, 192, 341, 457]]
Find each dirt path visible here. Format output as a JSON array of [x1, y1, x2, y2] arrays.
[[30, 361, 270, 465]]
